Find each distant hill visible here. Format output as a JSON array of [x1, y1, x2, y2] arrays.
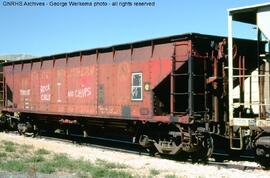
[[0, 54, 36, 62]]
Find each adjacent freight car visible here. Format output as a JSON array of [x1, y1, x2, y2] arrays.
[[1, 32, 269, 165], [227, 3, 270, 167]]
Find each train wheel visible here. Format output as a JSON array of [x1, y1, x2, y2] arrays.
[[192, 134, 214, 162], [17, 122, 39, 137], [256, 147, 270, 169], [203, 135, 214, 160]]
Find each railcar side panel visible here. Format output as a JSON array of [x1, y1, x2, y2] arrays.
[[52, 58, 67, 113], [98, 52, 119, 116], [13, 64, 22, 110], [39, 60, 53, 112], [114, 49, 131, 107], [81, 54, 97, 115], [2, 38, 192, 122], [150, 43, 174, 88], [30, 62, 40, 111], [4, 66, 14, 108], [21, 63, 31, 110]]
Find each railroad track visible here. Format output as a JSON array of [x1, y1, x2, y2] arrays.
[[3, 131, 262, 171]]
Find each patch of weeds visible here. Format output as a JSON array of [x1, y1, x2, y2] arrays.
[[42, 154, 134, 178], [90, 161, 132, 178], [2, 140, 17, 147], [72, 159, 93, 172], [4, 144, 16, 152], [165, 174, 178, 178], [35, 148, 50, 155], [52, 153, 74, 170], [35, 154, 74, 174], [0, 152, 7, 158], [2, 141, 16, 152], [87, 166, 133, 178], [38, 162, 56, 174], [96, 159, 127, 169], [150, 169, 160, 176], [0, 159, 27, 172], [29, 155, 45, 163]]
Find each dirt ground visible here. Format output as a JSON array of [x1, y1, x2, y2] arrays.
[[0, 132, 269, 178]]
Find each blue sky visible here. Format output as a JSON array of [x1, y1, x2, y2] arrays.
[[0, 0, 269, 56]]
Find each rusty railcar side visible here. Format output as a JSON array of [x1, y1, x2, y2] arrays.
[[2, 34, 192, 122]]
